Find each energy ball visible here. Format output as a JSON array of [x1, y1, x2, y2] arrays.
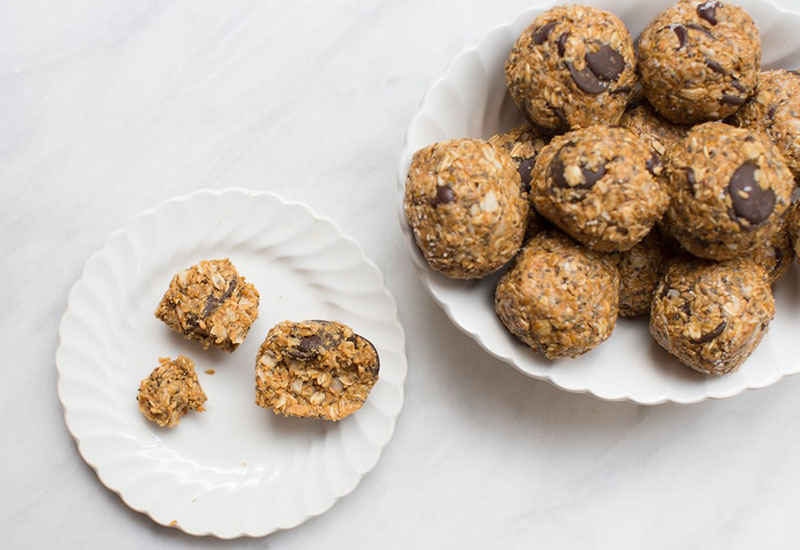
[[530, 125, 669, 252], [255, 320, 379, 421], [650, 257, 774, 375], [619, 102, 690, 175], [495, 231, 620, 359], [609, 229, 675, 317], [137, 355, 207, 428], [505, 5, 637, 135], [662, 122, 794, 260], [404, 139, 528, 279], [638, 0, 760, 124], [731, 70, 800, 178], [155, 258, 260, 352]]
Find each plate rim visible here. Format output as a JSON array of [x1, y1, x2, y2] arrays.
[[395, 0, 800, 406], [56, 186, 407, 538]]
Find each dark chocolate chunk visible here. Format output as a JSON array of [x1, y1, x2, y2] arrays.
[[551, 106, 569, 133], [646, 153, 663, 176], [730, 79, 746, 93], [694, 320, 727, 343], [430, 185, 455, 207], [728, 162, 775, 224], [550, 146, 605, 190], [517, 157, 537, 191], [685, 167, 697, 194], [567, 61, 607, 94], [292, 334, 324, 359], [673, 25, 688, 48], [773, 246, 784, 274], [533, 21, 556, 45], [201, 277, 237, 319], [705, 58, 725, 74], [721, 94, 745, 105], [697, 1, 722, 25], [556, 32, 569, 56], [585, 45, 625, 81], [685, 23, 715, 39]]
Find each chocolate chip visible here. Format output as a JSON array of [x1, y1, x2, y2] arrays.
[[673, 25, 688, 48], [731, 79, 746, 93], [549, 146, 605, 190], [201, 277, 237, 318], [685, 23, 715, 39], [430, 185, 455, 207], [697, 1, 722, 25], [685, 167, 697, 194], [705, 59, 725, 74], [585, 45, 625, 81], [728, 162, 775, 224], [517, 157, 536, 191], [646, 153, 663, 176], [292, 334, 324, 358], [768, 105, 777, 120], [773, 246, 784, 273], [533, 21, 556, 45], [567, 61, 607, 94], [556, 32, 569, 56], [551, 106, 569, 133], [694, 320, 727, 343], [721, 94, 745, 105]]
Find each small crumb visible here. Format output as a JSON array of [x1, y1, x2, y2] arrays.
[[169, 520, 178, 527], [205, 369, 215, 375]]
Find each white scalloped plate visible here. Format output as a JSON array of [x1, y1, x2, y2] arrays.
[[56, 188, 406, 538], [397, 0, 800, 405]]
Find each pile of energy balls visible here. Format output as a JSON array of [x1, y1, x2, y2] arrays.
[[403, 0, 800, 376]]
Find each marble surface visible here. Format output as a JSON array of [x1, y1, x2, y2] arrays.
[[2, 1, 800, 548]]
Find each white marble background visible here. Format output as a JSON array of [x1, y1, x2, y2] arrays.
[[2, 0, 800, 548]]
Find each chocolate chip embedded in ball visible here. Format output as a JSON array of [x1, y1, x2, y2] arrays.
[[650, 256, 774, 375], [662, 122, 794, 260]]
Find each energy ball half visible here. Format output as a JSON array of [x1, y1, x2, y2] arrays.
[[155, 258, 260, 352], [662, 122, 794, 260], [530, 125, 669, 252], [505, 5, 637, 134], [638, 0, 760, 124], [404, 139, 528, 279], [650, 257, 774, 375], [495, 231, 620, 359], [731, 70, 800, 178], [255, 320, 379, 421]]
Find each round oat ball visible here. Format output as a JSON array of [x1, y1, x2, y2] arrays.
[[619, 102, 690, 176], [650, 256, 774, 375], [404, 139, 529, 279], [609, 229, 675, 317], [662, 122, 794, 260], [638, 0, 760, 124], [505, 5, 637, 135], [495, 230, 620, 359], [530, 125, 669, 252], [731, 70, 800, 178]]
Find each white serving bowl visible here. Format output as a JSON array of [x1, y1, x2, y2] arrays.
[[397, 0, 800, 404]]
